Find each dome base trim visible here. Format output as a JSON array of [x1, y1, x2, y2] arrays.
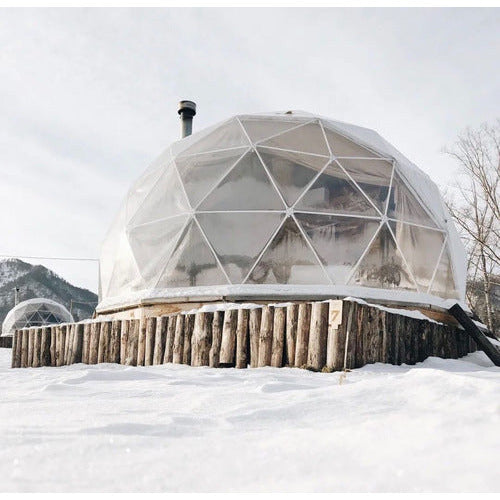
[[96, 284, 466, 315]]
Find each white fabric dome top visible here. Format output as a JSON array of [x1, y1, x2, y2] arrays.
[[2, 298, 74, 336], [98, 111, 466, 312]]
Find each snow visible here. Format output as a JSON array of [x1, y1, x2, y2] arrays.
[[0, 349, 498, 492]]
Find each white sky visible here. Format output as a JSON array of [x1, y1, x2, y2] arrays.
[[0, 8, 498, 294]]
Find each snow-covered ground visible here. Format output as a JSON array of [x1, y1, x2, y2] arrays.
[[0, 348, 498, 492]]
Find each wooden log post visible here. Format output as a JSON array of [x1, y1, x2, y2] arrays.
[[163, 316, 176, 364], [153, 316, 168, 365], [27, 328, 36, 367], [343, 301, 357, 370], [284, 304, 298, 366], [32, 328, 42, 368], [172, 314, 185, 365], [182, 314, 195, 366], [236, 308, 250, 369], [64, 324, 73, 365], [354, 303, 365, 368], [120, 320, 130, 365], [136, 319, 147, 366], [144, 317, 157, 366], [294, 303, 311, 368], [70, 323, 84, 364], [248, 308, 262, 368], [82, 323, 91, 364], [49, 326, 57, 366], [209, 311, 223, 368], [109, 320, 121, 364], [192, 312, 213, 367], [220, 309, 237, 367], [12, 331, 22, 368], [327, 300, 346, 371], [40, 327, 51, 367], [20, 330, 29, 368], [271, 306, 286, 368], [380, 310, 389, 364], [98, 321, 111, 364], [88, 322, 101, 365], [258, 306, 274, 367], [307, 301, 328, 371], [125, 319, 140, 366], [55, 326, 66, 367]]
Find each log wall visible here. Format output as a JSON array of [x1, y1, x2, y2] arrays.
[[11, 300, 477, 370]]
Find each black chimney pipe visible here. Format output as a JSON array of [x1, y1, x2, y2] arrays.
[[178, 100, 196, 138]]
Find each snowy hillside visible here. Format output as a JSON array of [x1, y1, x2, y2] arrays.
[[0, 349, 498, 492], [0, 259, 97, 323]]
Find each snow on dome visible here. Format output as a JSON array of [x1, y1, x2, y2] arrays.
[[98, 111, 466, 311], [2, 298, 74, 337]]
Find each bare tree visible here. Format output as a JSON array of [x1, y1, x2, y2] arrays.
[[444, 120, 499, 331]]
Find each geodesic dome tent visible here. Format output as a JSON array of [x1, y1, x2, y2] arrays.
[[98, 111, 466, 312], [1, 298, 74, 337]]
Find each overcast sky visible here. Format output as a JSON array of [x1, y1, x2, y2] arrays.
[[0, 8, 498, 294]]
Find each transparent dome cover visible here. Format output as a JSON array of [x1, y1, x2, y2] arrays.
[[98, 111, 466, 311], [2, 298, 74, 336]]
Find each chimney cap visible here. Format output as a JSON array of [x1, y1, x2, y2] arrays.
[[178, 100, 196, 117]]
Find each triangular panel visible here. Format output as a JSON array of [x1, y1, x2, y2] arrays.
[[336, 158, 393, 213], [175, 147, 248, 208], [258, 148, 329, 206], [323, 127, 380, 158], [296, 213, 381, 285], [348, 223, 417, 291], [241, 118, 307, 144], [128, 214, 189, 284], [247, 217, 328, 284], [388, 172, 438, 228], [296, 161, 378, 216], [178, 119, 250, 157], [429, 244, 459, 299], [156, 219, 228, 288], [393, 222, 446, 292], [259, 122, 330, 156], [198, 151, 285, 211], [128, 164, 191, 228], [197, 212, 284, 283]]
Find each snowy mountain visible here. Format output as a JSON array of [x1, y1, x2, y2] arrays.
[[0, 259, 97, 324]]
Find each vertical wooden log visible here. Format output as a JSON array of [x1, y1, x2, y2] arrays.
[[182, 314, 195, 366], [125, 319, 140, 366], [327, 301, 346, 371], [64, 324, 73, 365], [109, 320, 121, 364], [236, 308, 250, 369], [153, 316, 168, 365], [294, 303, 311, 368], [88, 322, 101, 365], [172, 314, 185, 365], [32, 328, 42, 368], [163, 316, 176, 364], [220, 309, 237, 367], [144, 317, 157, 366], [343, 301, 357, 370], [82, 323, 91, 364], [209, 311, 223, 368], [49, 326, 57, 366], [380, 310, 389, 364], [27, 328, 36, 367], [271, 306, 286, 368], [56, 326, 66, 367], [248, 308, 262, 368], [284, 304, 298, 366], [12, 331, 21, 368], [136, 318, 147, 366], [192, 312, 213, 367], [258, 306, 274, 367], [120, 320, 130, 364], [70, 323, 84, 364], [40, 327, 51, 367], [354, 304, 365, 368], [20, 330, 29, 368], [98, 321, 111, 363], [307, 302, 328, 370]]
